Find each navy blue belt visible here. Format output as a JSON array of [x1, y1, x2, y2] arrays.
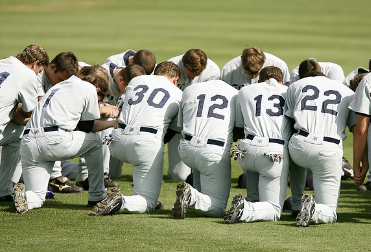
[[246, 134, 285, 145], [184, 134, 225, 147], [23, 126, 59, 135], [297, 130, 340, 145], [118, 123, 158, 134]]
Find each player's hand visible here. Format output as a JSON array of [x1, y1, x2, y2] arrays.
[[353, 164, 368, 186], [100, 103, 119, 118]]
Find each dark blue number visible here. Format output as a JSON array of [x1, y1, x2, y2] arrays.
[[128, 85, 149, 105], [322, 90, 341, 115], [128, 85, 170, 109], [147, 88, 170, 108], [267, 95, 285, 116], [301, 85, 342, 115], [254, 95, 262, 116], [208, 95, 228, 119], [43, 88, 60, 108], [0, 71, 10, 87], [301, 85, 319, 111], [254, 94, 284, 117], [196, 94, 205, 117], [196, 94, 228, 119]]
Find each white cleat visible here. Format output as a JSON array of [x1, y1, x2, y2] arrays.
[[14, 183, 28, 214], [296, 194, 315, 227]]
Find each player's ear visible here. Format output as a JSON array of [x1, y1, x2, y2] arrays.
[[96, 87, 101, 93], [172, 77, 179, 85]]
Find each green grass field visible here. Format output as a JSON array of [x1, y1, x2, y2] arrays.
[[1, 0, 371, 251]]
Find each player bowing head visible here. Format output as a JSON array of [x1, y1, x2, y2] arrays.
[[46, 52, 79, 85], [241, 46, 265, 79], [118, 64, 146, 93], [16, 44, 49, 75], [181, 49, 207, 80], [298, 59, 322, 79], [154, 61, 181, 85], [133, 49, 156, 75], [78, 64, 109, 102], [258, 66, 284, 84]]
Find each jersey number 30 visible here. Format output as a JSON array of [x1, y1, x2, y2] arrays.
[[128, 85, 170, 108]]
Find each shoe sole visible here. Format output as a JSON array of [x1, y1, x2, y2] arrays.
[[172, 182, 190, 219], [296, 194, 315, 227], [14, 183, 28, 214], [90, 187, 122, 216], [49, 183, 84, 193], [224, 194, 244, 224]]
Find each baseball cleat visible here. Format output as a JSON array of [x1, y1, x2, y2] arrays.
[[49, 176, 83, 193], [296, 194, 315, 227], [155, 201, 164, 210], [342, 157, 354, 179], [104, 173, 119, 188], [14, 183, 28, 214], [172, 181, 191, 219], [224, 194, 244, 224], [90, 187, 123, 216]]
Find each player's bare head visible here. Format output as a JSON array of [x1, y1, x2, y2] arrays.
[[16, 44, 49, 73], [258, 66, 283, 83], [119, 64, 146, 85], [182, 49, 207, 78], [50, 52, 78, 77], [133, 50, 156, 75], [298, 59, 322, 79], [154, 61, 181, 79], [349, 73, 368, 92], [78, 64, 109, 102], [241, 46, 265, 78]]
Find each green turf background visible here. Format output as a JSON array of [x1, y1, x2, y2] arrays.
[[0, 0, 371, 251]]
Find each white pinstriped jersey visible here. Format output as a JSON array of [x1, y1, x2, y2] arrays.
[[290, 62, 345, 85], [167, 55, 220, 91], [349, 73, 371, 116], [104, 49, 136, 67], [221, 52, 290, 90], [35, 70, 52, 96], [235, 78, 291, 142], [26, 75, 100, 131], [0, 56, 38, 127], [178, 80, 238, 147], [285, 76, 354, 142], [119, 75, 182, 139]]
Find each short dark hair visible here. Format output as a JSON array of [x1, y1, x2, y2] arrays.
[[119, 64, 146, 84], [182, 49, 207, 75], [51, 52, 78, 77], [298, 59, 322, 79], [154, 61, 181, 79], [133, 50, 156, 75], [258, 66, 283, 83]]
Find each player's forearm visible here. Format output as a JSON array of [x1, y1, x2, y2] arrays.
[[91, 119, 118, 132], [353, 116, 369, 170]]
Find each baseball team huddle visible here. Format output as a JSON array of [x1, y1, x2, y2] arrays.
[[1, 44, 370, 228]]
